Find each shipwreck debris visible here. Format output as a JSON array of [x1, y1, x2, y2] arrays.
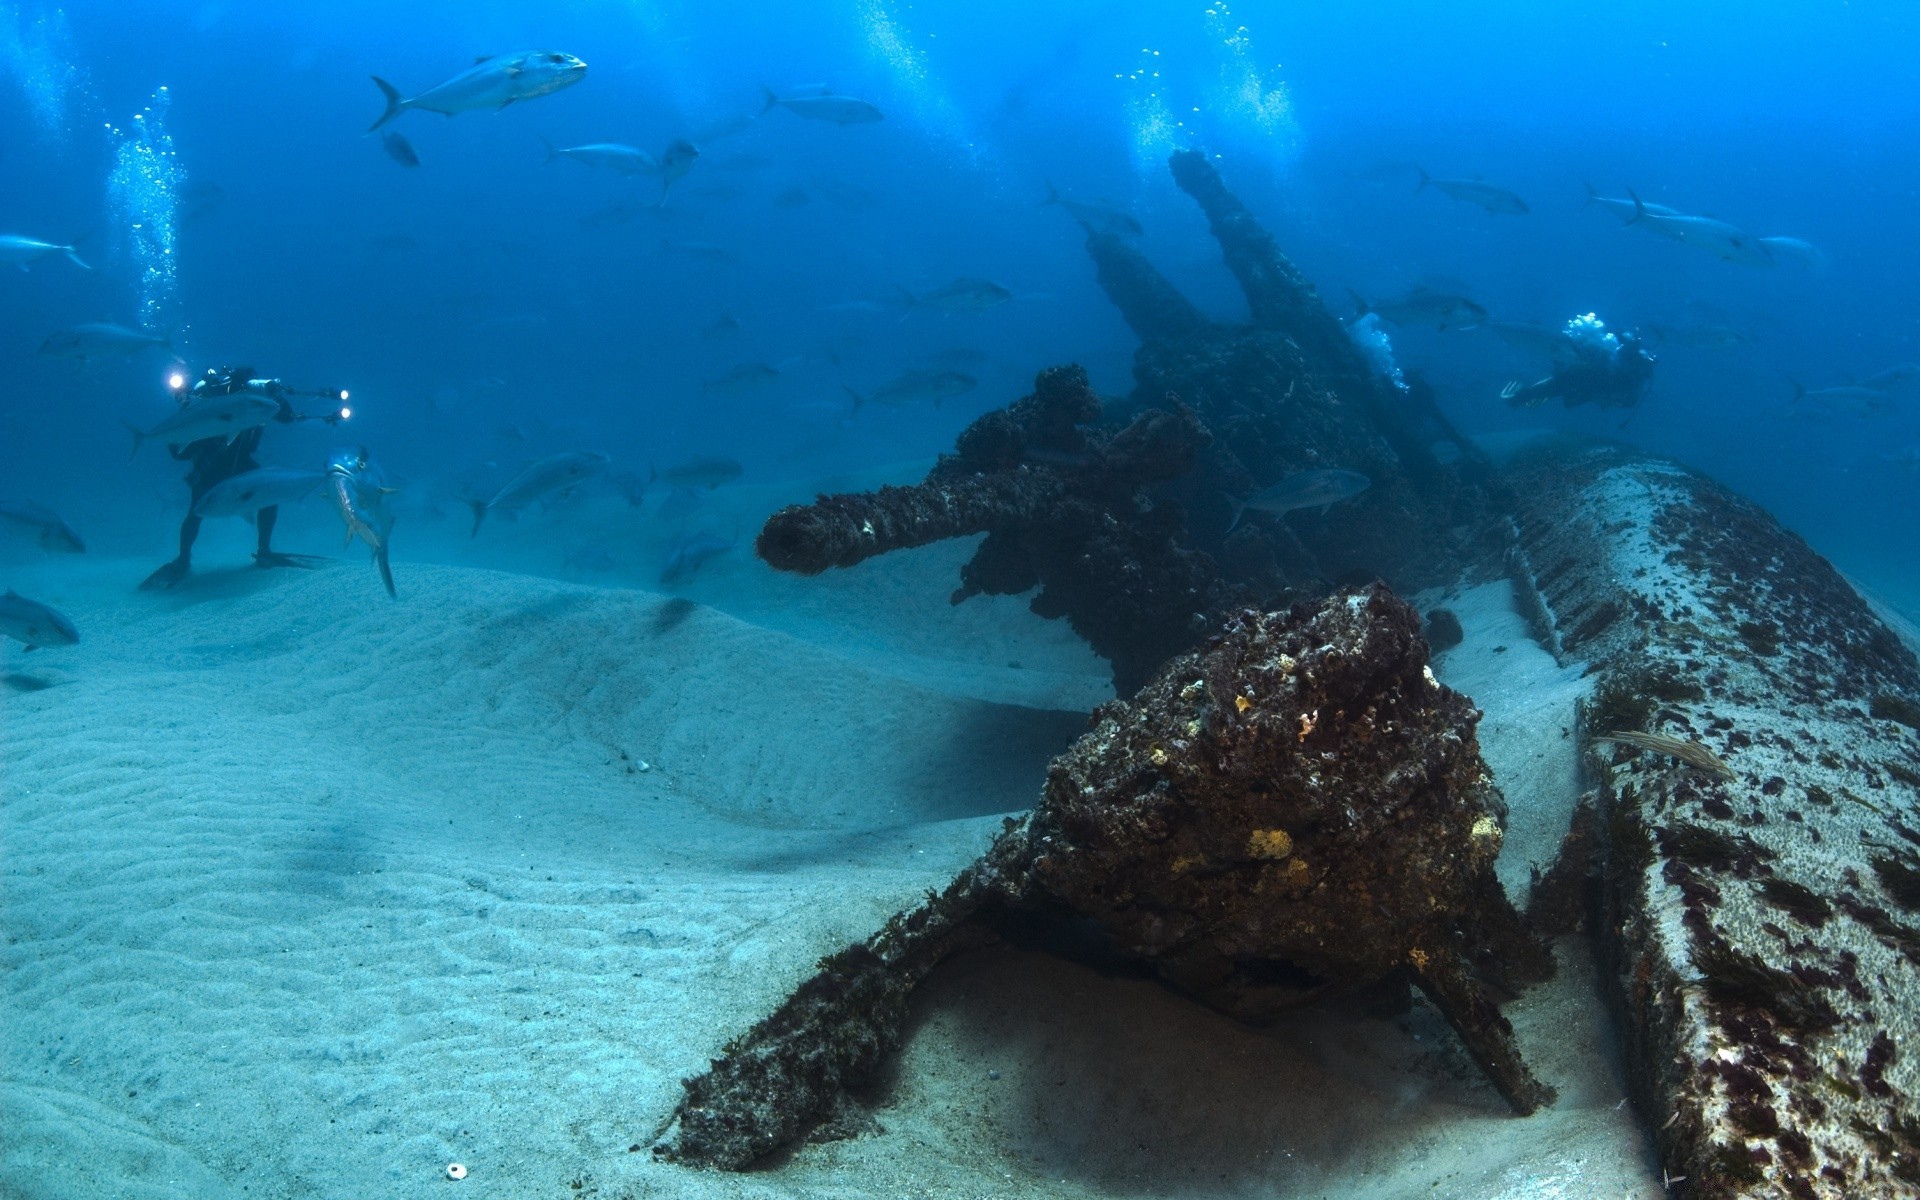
[[654, 586, 1556, 1169], [1510, 440, 1920, 1198], [756, 151, 1505, 694]]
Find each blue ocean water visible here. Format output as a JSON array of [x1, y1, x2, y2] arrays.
[[2, 1, 1913, 605], [2, 2, 1918, 1194]]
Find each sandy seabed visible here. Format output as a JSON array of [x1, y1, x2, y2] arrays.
[[2, 510, 1668, 1199]]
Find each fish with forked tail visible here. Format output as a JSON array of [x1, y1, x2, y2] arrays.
[[465, 451, 608, 535], [369, 51, 587, 132], [1224, 469, 1371, 533], [326, 447, 397, 597]]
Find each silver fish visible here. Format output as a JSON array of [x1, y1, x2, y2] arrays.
[[659, 531, 735, 584], [1041, 181, 1143, 238], [193, 467, 328, 519], [900, 277, 1013, 312], [38, 322, 171, 361], [1350, 287, 1487, 331], [846, 369, 976, 412], [1623, 191, 1774, 267], [759, 88, 883, 125], [0, 589, 78, 650], [1225, 469, 1371, 532], [542, 138, 658, 175], [1757, 236, 1827, 270], [126, 393, 281, 458], [1584, 182, 1678, 222], [0, 234, 89, 271], [651, 455, 743, 490], [0, 500, 85, 553], [1416, 168, 1528, 215], [326, 446, 397, 597], [466, 450, 608, 535], [369, 51, 587, 131]]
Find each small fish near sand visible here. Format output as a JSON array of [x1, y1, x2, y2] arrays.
[[1594, 730, 1737, 782], [369, 51, 587, 131], [0, 590, 79, 651], [1224, 469, 1371, 533], [466, 451, 609, 535], [0, 501, 85, 553], [659, 531, 735, 585], [381, 131, 420, 167], [325, 447, 398, 598]]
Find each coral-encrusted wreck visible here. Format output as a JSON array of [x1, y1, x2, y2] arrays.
[[662, 149, 1920, 1197], [1506, 440, 1920, 1198], [655, 586, 1555, 1168], [758, 149, 1498, 694]]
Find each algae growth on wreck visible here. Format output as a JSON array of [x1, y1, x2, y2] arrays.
[[4, 4, 1919, 1199]]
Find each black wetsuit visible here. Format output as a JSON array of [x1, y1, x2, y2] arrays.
[[141, 378, 315, 589], [1504, 333, 1656, 411], [169, 410, 294, 563]]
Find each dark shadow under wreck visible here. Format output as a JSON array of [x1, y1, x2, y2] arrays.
[[653, 152, 1920, 1199]]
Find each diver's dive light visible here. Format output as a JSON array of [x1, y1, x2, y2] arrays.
[[167, 372, 186, 391]]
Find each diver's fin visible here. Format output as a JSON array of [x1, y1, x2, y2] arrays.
[[465, 498, 487, 537], [368, 77, 406, 133], [1625, 186, 1646, 225], [759, 86, 780, 115], [1414, 165, 1431, 193], [122, 419, 146, 460], [1040, 179, 1060, 207], [1345, 288, 1371, 319], [539, 135, 558, 165], [64, 245, 91, 270], [844, 385, 866, 415]]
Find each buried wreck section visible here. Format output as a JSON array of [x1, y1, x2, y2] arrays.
[[1506, 438, 1920, 1198], [654, 586, 1556, 1169]]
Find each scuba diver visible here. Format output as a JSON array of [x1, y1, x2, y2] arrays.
[[1500, 313, 1655, 411], [139, 365, 351, 591]]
